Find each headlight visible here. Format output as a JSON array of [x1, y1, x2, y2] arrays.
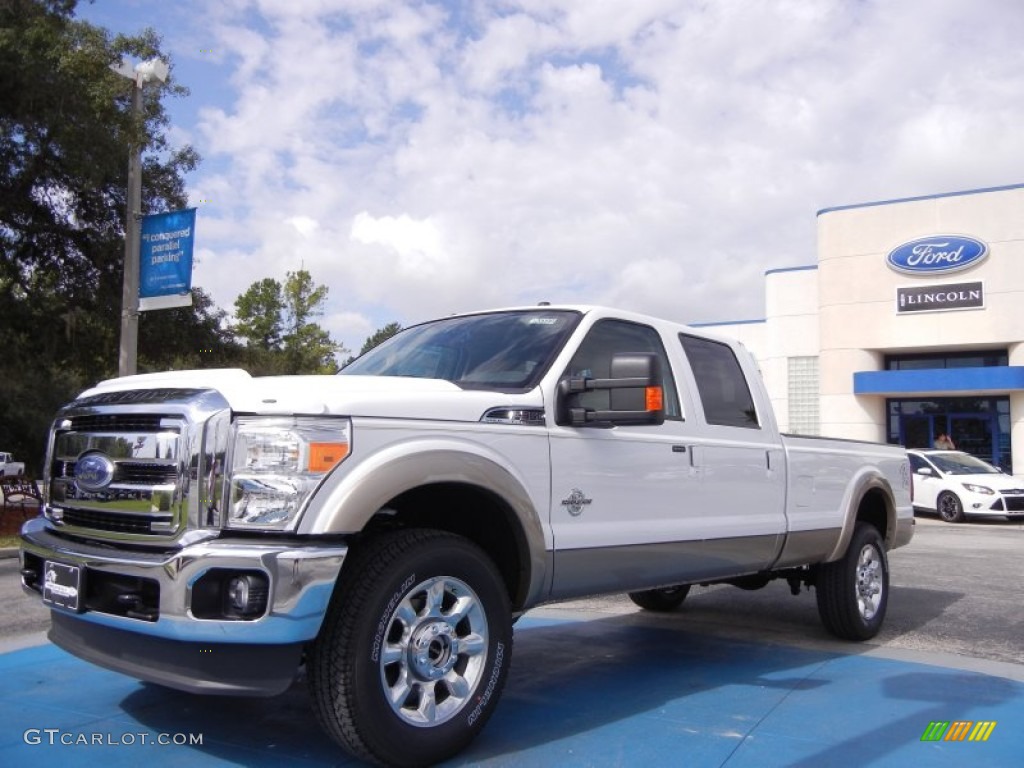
[[228, 417, 350, 529], [962, 483, 994, 495]]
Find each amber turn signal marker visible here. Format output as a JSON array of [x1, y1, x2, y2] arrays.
[[645, 387, 663, 411], [309, 442, 350, 472]]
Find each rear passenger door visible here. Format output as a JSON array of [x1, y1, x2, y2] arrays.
[[675, 333, 787, 571]]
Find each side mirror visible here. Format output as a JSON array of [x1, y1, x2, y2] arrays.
[[558, 353, 666, 427], [915, 467, 935, 477]]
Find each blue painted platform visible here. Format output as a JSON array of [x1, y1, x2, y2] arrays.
[[1, 612, 1021, 766]]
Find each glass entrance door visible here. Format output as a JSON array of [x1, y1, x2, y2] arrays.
[[889, 397, 1010, 473], [901, 416, 932, 450], [949, 414, 994, 462]]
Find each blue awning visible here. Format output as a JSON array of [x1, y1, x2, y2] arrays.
[[853, 366, 1024, 396]]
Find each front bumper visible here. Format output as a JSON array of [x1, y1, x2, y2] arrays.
[[20, 517, 347, 695]]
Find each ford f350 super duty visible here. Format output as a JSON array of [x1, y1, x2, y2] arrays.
[[21, 305, 913, 766]]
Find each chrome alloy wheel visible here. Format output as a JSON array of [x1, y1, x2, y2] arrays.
[[855, 544, 884, 621], [378, 576, 489, 727]]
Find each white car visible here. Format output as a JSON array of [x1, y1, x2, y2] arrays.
[[908, 449, 1024, 523]]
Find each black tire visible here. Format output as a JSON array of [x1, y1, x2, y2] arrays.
[[816, 522, 889, 641], [628, 585, 691, 611], [937, 491, 965, 523], [309, 529, 512, 767]]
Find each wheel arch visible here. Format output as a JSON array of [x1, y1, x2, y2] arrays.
[[361, 482, 536, 611], [301, 448, 548, 612], [824, 470, 898, 563]]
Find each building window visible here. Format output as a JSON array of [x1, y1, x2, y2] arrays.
[[787, 356, 819, 435], [885, 350, 1007, 370]]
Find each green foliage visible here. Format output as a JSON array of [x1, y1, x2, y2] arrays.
[[234, 278, 284, 350], [138, 288, 242, 371], [0, 1, 205, 473], [233, 269, 345, 375], [0, 2, 353, 475]]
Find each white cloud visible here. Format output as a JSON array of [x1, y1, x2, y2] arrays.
[[350, 212, 446, 278], [287, 215, 319, 238], [171, 0, 1024, 342]]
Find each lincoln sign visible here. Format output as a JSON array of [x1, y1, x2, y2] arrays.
[[896, 281, 984, 314]]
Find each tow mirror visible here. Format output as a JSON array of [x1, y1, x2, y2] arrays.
[[558, 353, 666, 427]]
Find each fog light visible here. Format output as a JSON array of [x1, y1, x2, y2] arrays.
[[225, 573, 269, 618]]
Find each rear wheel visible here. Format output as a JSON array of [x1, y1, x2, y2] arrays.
[[816, 522, 889, 641], [309, 529, 512, 767], [937, 491, 965, 523], [628, 585, 691, 611]]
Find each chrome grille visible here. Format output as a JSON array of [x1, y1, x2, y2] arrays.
[[69, 414, 168, 433], [59, 508, 165, 534], [52, 460, 179, 486], [44, 387, 233, 543]]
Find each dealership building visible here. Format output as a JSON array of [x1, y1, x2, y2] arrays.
[[698, 183, 1024, 474]]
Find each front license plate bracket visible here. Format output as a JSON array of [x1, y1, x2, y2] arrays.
[[42, 561, 82, 612]]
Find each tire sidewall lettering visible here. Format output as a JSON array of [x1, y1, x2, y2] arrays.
[[466, 641, 504, 727], [371, 572, 416, 663]]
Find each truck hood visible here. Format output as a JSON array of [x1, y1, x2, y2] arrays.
[[80, 368, 545, 422]]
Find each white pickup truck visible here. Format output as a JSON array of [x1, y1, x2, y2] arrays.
[[1, 451, 25, 476], [20, 305, 913, 766]]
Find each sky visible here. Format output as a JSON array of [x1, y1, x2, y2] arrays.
[[75, 0, 1024, 358]]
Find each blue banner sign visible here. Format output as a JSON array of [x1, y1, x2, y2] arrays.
[[139, 208, 196, 310], [886, 235, 987, 276]]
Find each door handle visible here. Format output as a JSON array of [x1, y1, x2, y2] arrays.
[[673, 445, 698, 469]]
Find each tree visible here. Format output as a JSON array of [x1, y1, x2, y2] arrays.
[[232, 269, 345, 375], [138, 288, 243, 371], [282, 269, 343, 373], [0, 0, 200, 473], [234, 278, 284, 351]]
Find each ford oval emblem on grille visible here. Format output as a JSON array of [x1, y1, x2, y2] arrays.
[[74, 453, 115, 492], [886, 235, 988, 275]]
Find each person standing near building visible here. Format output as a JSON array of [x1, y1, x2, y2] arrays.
[[934, 432, 956, 450]]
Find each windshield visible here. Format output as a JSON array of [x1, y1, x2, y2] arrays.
[[341, 310, 582, 390], [930, 452, 1001, 475]]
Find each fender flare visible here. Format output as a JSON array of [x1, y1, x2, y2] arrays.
[[297, 440, 550, 607], [823, 468, 897, 563]]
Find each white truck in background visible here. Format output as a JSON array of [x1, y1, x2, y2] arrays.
[[21, 305, 914, 766], [1, 451, 25, 476]]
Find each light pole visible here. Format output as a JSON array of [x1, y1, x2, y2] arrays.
[[110, 57, 168, 377]]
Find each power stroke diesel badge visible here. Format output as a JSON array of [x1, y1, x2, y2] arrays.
[[561, 488, 592, 517]]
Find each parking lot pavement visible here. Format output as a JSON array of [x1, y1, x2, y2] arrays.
[[1, 609, 1021, 767]]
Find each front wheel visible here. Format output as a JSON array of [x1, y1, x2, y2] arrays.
[[937, 491, 965, 523], [628, 585, 691, 611], [816, 522, 889, 641], [309, 529, 512, 767]]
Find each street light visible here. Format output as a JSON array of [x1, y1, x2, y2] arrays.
[[110, 57, 169, 377]]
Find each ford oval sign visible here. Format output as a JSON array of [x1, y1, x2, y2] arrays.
[[886, 235, 988, 275], [74, 453, 115, 492]]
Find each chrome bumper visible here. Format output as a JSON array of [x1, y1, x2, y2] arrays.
[[19, 517, 347, 645]]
